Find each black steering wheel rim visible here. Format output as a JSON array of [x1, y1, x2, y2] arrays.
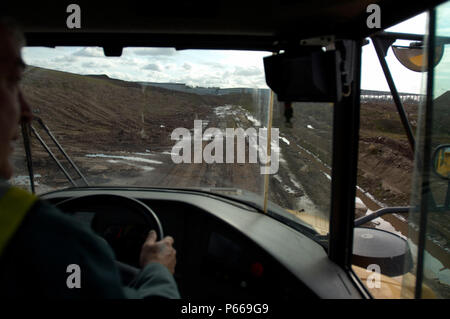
[[55, 193, 164, 239], [55, 193, 164, 284]]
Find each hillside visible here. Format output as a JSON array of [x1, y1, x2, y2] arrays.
[[356, 91, 449, 207], [21, 66, 245, 152], [13, 67, 272, 194], [358, 100, 418, 207], [433, 90, 450, 142]]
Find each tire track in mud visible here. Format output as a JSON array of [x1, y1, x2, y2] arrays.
[[141, 105, 264, 194]]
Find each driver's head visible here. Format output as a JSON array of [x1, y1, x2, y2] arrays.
[[0, 18, 32, 180]]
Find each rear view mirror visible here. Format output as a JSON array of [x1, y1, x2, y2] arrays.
[[263, 50, 341, 102], [392, 42, 444, 72], [352, 227, 413, 276], [432, 144, 450, 180]]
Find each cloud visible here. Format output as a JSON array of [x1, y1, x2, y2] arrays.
[[143, 63, 161, 72], [25, 59, 56, 70], [23, 47, 271, 89], [204, 61, 224, 69], [108, 72, 135, 82], [81, 61, 111, 69], [73, 47, 105, 57], [132, 48, 177, 57], [52, 55, 78, 63], [233, 66, 262, 76]]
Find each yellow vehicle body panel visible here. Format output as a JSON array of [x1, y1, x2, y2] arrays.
[[436, 150, 450, 178]]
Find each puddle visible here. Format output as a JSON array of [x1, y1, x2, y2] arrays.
[[105, 159, 155, 171], [364, 208, 407, 240], [355, 197, 365, 207], [214, 105, 233, 118], [10, 174, 42, 186], [246, 114, 261, 127], [161, 151, 178, 156], [288, 173, 302, 189], [86, 153, 163, 165], [280, 136, 290, 145], [86, 153, 163, 173], [356, 185, 387, 208], [133, 152, 156, 156]]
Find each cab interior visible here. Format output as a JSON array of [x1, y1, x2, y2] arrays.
[[4, 0, 449, 299]]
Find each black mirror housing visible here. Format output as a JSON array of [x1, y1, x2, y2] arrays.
[[432, 144, 450, 180], [263, 49, 342, 103]]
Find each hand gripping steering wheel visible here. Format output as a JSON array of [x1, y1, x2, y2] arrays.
[[55, 194, 164, 284]]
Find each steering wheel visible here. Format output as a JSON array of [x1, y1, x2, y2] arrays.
[[55, 194, 164, 284]]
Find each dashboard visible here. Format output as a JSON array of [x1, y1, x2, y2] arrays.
[[42, 187, 364, 299]]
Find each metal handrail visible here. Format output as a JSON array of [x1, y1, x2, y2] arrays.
[[34, 117, 89, 186], [30, 125, 77, 187], [21, 122, 35, 193], [28, 116, 89, 188]]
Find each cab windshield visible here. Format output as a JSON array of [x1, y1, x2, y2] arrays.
[[11, 47, 333, 236]]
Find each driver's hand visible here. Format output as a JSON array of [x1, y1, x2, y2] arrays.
[[139, 230, 176, 274]]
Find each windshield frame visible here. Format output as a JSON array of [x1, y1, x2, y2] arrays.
[[327, 39, 363, 268]]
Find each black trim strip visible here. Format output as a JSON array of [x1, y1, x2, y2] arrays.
[[24, 32, 282, 52], [328, 40, 362, 268]]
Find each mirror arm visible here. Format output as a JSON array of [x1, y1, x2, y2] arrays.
[[354, 206, 411, 227], [372, 36, 416, 153], [371, 37, 395, 57]]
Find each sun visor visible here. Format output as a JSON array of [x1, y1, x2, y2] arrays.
[[264, 50, 341, 102]]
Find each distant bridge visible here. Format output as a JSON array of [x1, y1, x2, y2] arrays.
[[361, 90, 424, 103], [139, 82, 425, 102]]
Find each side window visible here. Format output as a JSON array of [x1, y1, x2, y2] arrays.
[[351, 14, 430, 298], [407, 1, 450, 299], [352, 2, 450, 299]]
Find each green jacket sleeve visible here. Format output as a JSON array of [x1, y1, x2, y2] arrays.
[[123, 263, 181, 299], [0, 199, 180, 299]]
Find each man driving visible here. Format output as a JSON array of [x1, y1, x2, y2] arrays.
[[0, 18, 180, 298]]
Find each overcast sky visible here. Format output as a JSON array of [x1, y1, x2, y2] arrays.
[[21, 11, 449, 95]]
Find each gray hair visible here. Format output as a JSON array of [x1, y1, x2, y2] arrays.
[[0, 17, 26, 47]]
